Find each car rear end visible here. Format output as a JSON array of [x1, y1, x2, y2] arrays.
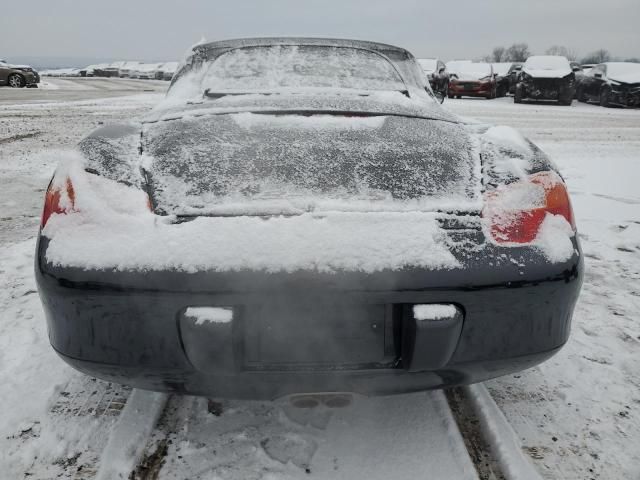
[[37, 234, 581, 399], [35, 109, 582, 399]]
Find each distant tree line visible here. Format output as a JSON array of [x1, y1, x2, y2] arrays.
[[481, 43, 639, 64]]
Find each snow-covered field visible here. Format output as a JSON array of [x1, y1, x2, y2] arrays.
[[446, 98, 640, 479], [1, 79, 638, 479]]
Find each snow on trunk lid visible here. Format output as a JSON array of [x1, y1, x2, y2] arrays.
[[142, 113, 482, 216]]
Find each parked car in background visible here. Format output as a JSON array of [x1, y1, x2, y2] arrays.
[[445, 60, 472, 78], [448, 62, 496, 99], [36, 37, 582, 399], [576, 62, 640, 107], [157, 61, 179, 80], [132, 63, 163, 79], [94, 63, 121, 77], [0, 59, 40, 87], [507, 62, 523, 94], [118, 61, 142, 78], [580, 64, 596, 75], [514, 55, 576, 105], [492, 62, 513, 97], [418, 58, 449, 97]]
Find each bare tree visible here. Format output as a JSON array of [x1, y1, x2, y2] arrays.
[[581, 49, 611, 64], [545, 45, 577, 61], [491, 46, 507, 63], [505, 43, 531, 62]]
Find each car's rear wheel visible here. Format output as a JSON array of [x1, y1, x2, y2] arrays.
[[456, 95, 461, 99], [8, 74, 25, 88], [576, 86, 587, 102], [514, 84, 524, 103], [600, 87, 611, 107]]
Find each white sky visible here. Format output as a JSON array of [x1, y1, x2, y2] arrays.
[[3, 0, 639, 62]]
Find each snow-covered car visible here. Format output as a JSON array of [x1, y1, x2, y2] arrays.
[[0, 59, 39, 88], [515, 55, 577, 105], [576, 62, 640, 107], [157, 61, 179, 81], [35, 38, 583, 400], [131, 63, 163, 80], [418, 58, 449, 97], [492, 62, 513, 97], [95, 61, 128, 78], [118, 61, 141, 78], [448, 62, 497, 99]]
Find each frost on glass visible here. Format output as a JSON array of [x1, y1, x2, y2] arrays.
[[202, 45, 406, 93]]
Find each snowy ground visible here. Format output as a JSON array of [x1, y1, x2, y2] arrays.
[[446, 97, 640, 480], [1, 80, 639, 479]]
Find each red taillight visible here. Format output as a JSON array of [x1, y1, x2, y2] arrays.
[[484, 171, 575, 244], [41, 178, 75, 228]]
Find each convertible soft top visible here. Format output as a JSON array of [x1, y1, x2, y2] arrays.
[[192, 37, 414, 58]]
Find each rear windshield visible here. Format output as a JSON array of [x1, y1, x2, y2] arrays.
[[202, 45, 406, 92]]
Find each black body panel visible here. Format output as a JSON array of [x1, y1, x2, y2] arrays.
[[36, 235, 583, 399]]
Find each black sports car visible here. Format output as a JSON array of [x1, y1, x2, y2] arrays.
[[576, 62, 640, 107], [515, 55, 577, 105], [36, 38, 582, 400]]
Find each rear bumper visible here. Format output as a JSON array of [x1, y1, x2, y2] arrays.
[[36, 237, 583, 399]]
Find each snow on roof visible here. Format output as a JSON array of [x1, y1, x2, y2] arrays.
[[491, 63, 512, 76], [454, 63, 492, 80]]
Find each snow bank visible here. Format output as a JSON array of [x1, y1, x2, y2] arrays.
[[465, 384, 543, 480]]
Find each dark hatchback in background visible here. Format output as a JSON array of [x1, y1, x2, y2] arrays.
[[36, 38, 582, 400], [514, 55, 576, 105], [576, 62, 640, 107]]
